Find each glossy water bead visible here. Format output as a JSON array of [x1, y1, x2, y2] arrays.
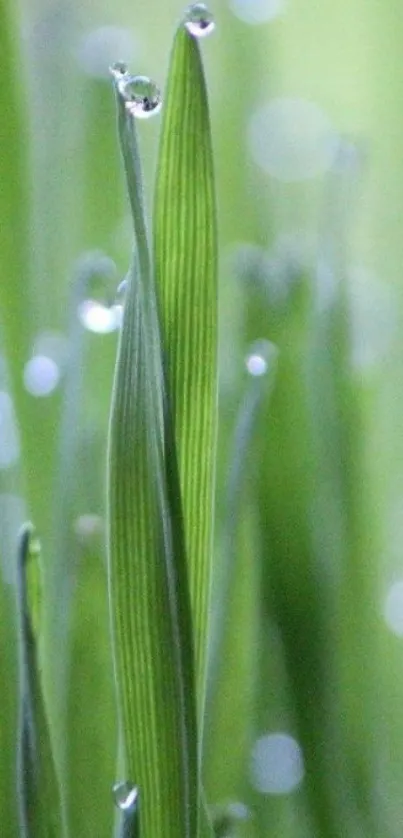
[[109, 60, 129, 79], [118, 74, 162, 119], [184, 3, 215, 38], [113, 781, 139, 813]]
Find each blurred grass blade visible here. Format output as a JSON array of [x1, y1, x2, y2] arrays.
[[208, 360, 276, 699], [153, 25, 218, 724], [205, 365, 274, 808], [108, 75, 198, 837], [0, 0, 30, 428], [16, 523, 63, 838]]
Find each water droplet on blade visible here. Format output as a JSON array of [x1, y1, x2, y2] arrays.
[[75, 251, 121, 334], [113, 781, 139, 813], [184, 3, 215, 38], [116, 278, 128, 303], [118, 75, 162, 119], [110, 60, 129, 79]]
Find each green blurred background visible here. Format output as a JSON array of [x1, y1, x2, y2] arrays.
[[2, 1, 403, 836]]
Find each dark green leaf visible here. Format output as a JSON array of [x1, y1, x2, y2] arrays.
[[16, 524, 63, 838]]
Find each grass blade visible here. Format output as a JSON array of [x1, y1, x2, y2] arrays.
[[16, 524, 63, 838], [153, 25, 218, 724], [0, 0, 30, 419], [107, 76, 198, 837]]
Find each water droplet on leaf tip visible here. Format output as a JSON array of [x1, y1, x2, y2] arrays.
[[184, 3, 215, 38], [118, 74, 162, 119], [75, 252, 122, 333], [113, 781, 139, 812], [78, 300, 121, 334], [110, 60, 129, 78]]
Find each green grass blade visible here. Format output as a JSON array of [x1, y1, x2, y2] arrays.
[[108, 78, 198, 837], [207, 367, 275, 699], [153, 25, 218, 723], [0, 0, 30, 422], [205, 367, 275, 810], [16, 524, 63, 838], [108, 260, 197, 838]]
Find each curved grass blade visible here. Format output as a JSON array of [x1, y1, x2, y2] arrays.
[[107, 78, 198, 837], [205, 365, 275, 808], [207, 360, 276, 699], [16, 524, 63, 838], [153, 25, 218, 727]]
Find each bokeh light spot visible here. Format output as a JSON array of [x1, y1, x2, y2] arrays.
[[250, 733, 304, 794], [24, 356, 61, 397], [384, 581, 403, 637], [228, 0, 286, 24], [248, 98, 338, 181]]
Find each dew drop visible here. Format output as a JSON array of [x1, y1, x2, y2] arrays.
[[110, 60, 129, 79], [118, 74, 162, 119], [116, 277, 128, 303], [113, 781, 139, 813], [76, 251, 121, 334], [184, 3, 215, 38], [111, 278, 129, 328]]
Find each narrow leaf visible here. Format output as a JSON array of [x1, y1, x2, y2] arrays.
[[16, 524, 63, 838], [107, 76, 198, 838], [153, 25, 218, 725]]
